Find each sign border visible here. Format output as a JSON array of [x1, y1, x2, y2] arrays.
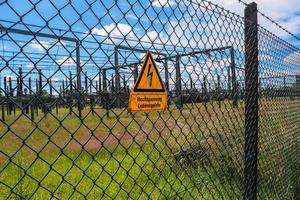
[[133, 52, 166, 93]]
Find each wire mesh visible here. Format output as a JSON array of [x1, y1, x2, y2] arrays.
[[0, 0, 299, 199]]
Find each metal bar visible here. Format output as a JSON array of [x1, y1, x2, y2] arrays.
[[230, 47, 238, 108], [76, 41, 82, 92], [29, 77, 34, 122], [244, 2, 259, 200], [123, 74, 126, 90], [38, 69, 42, 95], [3, 76, 6, 96], [89, 79, 92, 94], [69, 72, 73, 93], [175, 55, 182, 109], [85, 72, 88, 94], [0, 26, 77, 42], [8, 77, 12, 96], [62, 80, 65, 97], [190, 74, 193, 89], [111, 74, 115, 92], [49, 79, 53, 97], [109, 47, 232, 71], [133, 65, 138, 83], [114, 47, 121, 108], [102, 69, 107, 92], [19, 67, 23, 96], [259, 74, 295, 79], [1, 102, 4, 121], [116, 45, 167, 56], [164, 56, 169, 91], [76, 41, 82, 118], [16, 77, 20, 96], [98, 69, 102, 92], [217, 74, 221, 108], [203, 75, 208, 106]]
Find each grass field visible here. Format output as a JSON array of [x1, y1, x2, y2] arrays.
[[0, 99, 299, 199]]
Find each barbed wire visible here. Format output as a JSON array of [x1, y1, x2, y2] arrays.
[[237, 0, 300, 42]]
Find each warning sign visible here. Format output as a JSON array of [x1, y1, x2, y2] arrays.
[[128, 52, 167, 112]]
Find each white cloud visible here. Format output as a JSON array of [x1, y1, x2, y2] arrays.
[[56, 56, 79, 67], [152, 0, 175, 7], [30, 41, 50, 50], [89, 23, 168, 47], [25, 64, 34, 68], [30, 41, 66, 51], [50, 76, 59, 81], [141, 31, 159, 42], [91, 23, 133, 38], [283, 51, 300, 72]]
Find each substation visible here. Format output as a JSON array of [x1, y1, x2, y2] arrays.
[[0, 26, 299, 122]]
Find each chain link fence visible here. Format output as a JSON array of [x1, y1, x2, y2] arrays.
[[0, 0, 299, 199]]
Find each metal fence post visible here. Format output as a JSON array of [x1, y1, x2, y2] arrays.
[[244, 2, 259, 200]]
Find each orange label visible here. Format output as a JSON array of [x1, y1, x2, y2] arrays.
[[129, 93, 167, 112], [128, 52, 167, 112]]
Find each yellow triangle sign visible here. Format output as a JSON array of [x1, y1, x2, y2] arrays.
[[133, 52, 166, 92], [128, 52, 167, 112]]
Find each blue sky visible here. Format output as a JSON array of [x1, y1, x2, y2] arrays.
[[0, 0, 299, 95]]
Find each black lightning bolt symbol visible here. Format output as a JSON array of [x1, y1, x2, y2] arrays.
[[146, 64, 153, 87]]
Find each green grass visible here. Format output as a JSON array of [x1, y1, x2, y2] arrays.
[[0, 142, 243, 199], [0, 99, 299, 199]]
